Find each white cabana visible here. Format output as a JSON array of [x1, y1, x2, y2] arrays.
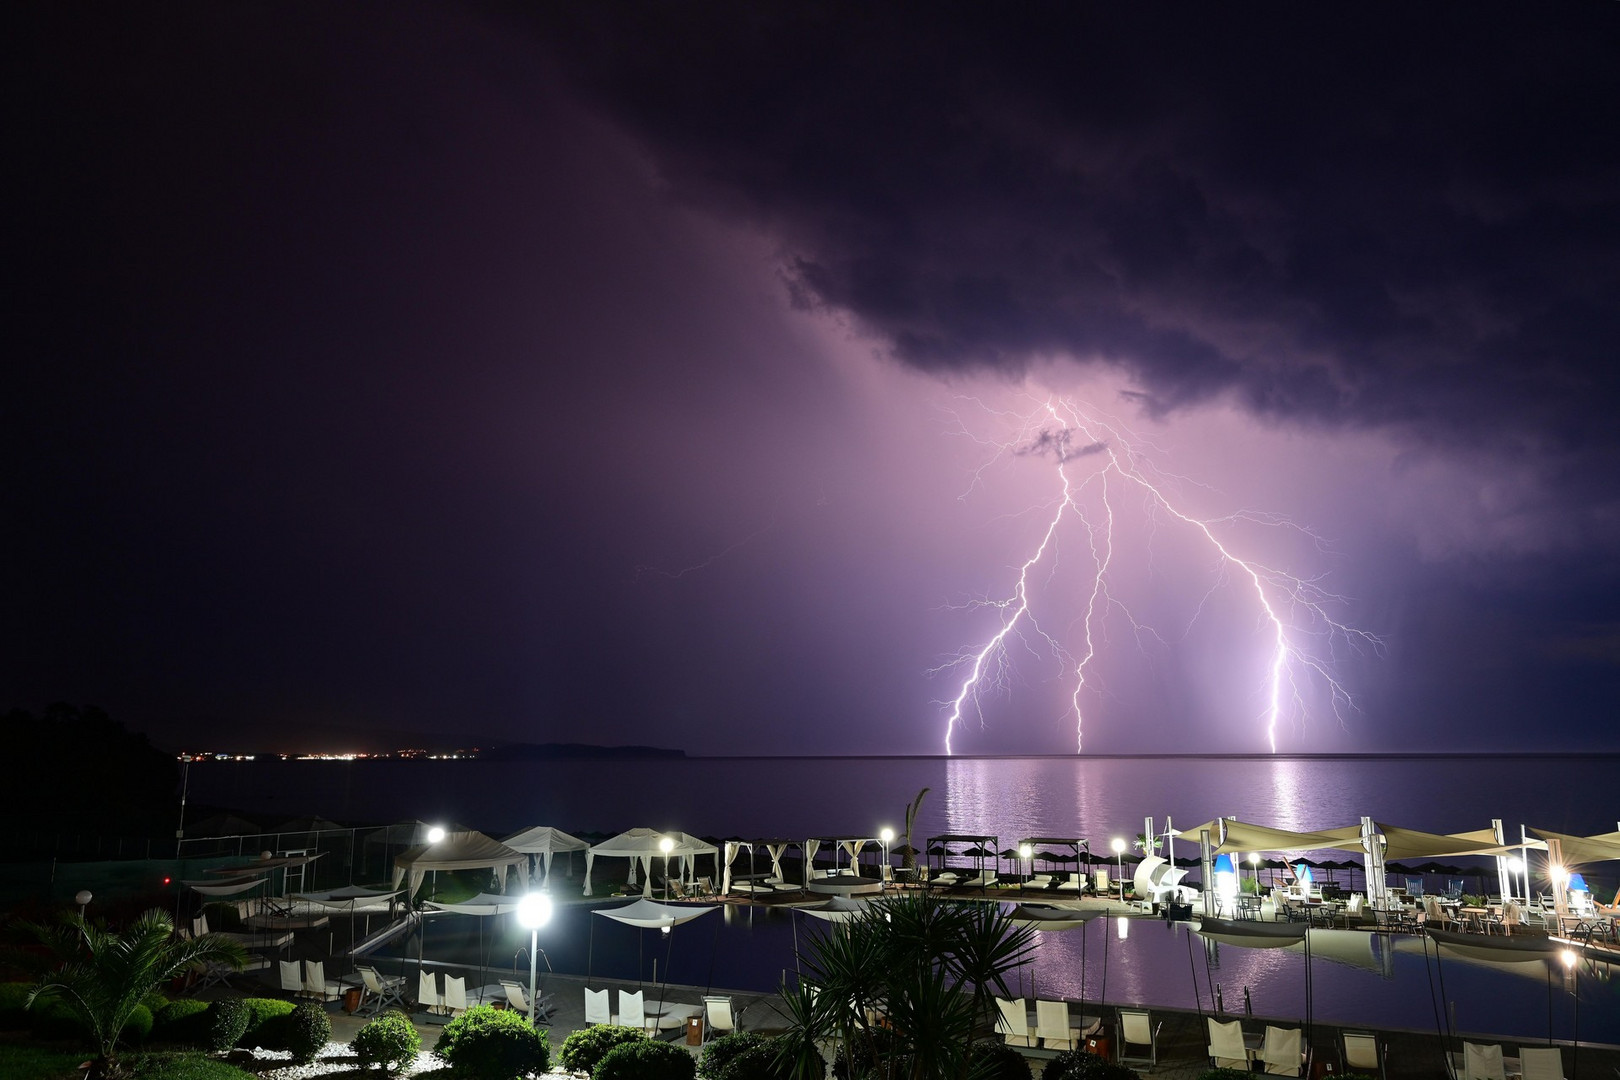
[[503, 825, 589, 882], [584, 828, 718, 897], [392, 830, 528, 894]]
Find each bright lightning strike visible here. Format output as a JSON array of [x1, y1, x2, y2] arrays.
[[934, 396, 1381, 755]]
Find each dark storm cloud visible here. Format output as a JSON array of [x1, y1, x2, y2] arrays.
[[524, 3, 1620, 457]]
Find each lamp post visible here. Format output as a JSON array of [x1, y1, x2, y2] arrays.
[[659, 836, 674, 900], [1111, 837, 1127, 902], [1019, 843, 1033, 886], [75, 890, 92, 919], [1248, 852, 1260, 891], [880, 828, 895, 887], [426, 826, 447, 900], [516, 892, 553, 1027]]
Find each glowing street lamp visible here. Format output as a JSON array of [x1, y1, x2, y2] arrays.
[[1111, 837, 1127, 902], [516, 893, 553, 1027], [1020, 843, 1033, 885], [880, 828, 895, 885], [75, 890, 92, 919], [659, 836, 675, 900], [427, 826, 447, 844], [1248, 852, 1260, 890]]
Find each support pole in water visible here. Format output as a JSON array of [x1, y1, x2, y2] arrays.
[[1200, 830, 1215, 917]]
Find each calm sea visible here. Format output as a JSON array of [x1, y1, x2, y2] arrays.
[[185, 755, 1620, 1044]]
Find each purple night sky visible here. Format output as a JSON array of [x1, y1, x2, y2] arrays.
[[5, 3, 1618, 755]]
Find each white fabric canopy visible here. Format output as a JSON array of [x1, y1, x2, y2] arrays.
[[292, 885, 402, 908], [584, 828, 718, 896], [424, 892, 525, 916], [800, 896, 872, 923], [504, 825, 589, 881], [392, 830, 528, 893], [188, 876, 267, 896], [592, 898, 717, 928]]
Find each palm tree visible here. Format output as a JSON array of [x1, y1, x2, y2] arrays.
[[782, 891, 1037, 1080], [19, 908, 247, 1076]]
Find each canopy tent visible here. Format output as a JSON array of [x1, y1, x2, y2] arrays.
[[392, 830, 528, 894], [503, 826, 589, 881], [721, 838, 804, 895], [925, 834, 1000, 878], [584, 828, 718, 897]]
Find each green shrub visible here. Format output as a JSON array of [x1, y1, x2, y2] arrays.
[[354, 1009, 422, 1074], [206, 998, 251, 1052], [141, 989, 170, 1015], [595, 1039, 698, 1080], [971, 1039, 1033, 1080], [152, 998, 212, 1045], [1198, 1071, 1259, 1080], [560, 1024, 648, 1074], [1042, 1049, 1139, 1080], [122, 1003, 154, 1045], [286, 1002, 332, 1065], [699, 1032, 769, 1080], [124, 1050, 262, 1078], [435, 1004, 550, 1079], [0, 982, 32, 1031], [28, 997, 88, 1042], [237, 997, 295, 1048]]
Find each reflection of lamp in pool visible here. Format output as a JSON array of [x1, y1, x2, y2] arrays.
[[1117, 915, 1129, 939], [1111, 838, 1127, 902]]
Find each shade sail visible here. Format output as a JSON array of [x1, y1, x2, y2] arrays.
[[1372, 824, 1526, 860], [800, 896, 872, 923], [292, 885, 402, 908], [1529, 828, 1620, 866], [1178, 819, 1364, 855], [1006, 904, 1102, 931], [424, 892, 525, 916], [187, 876, 267, 896], [592, 898, 717, 928]]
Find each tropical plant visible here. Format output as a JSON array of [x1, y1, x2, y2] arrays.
[[786, 890, 1038, 1080], [354, 1009, 422, 1074], [435, 1003, 550, 1079], [967, 1039, 1032, 1080], [698, 1032, 769, 1080], [16, 908, 246, 1075], [1041, 1049, 1138, 1080], [559, 1023, 647, 1073], [594, 1038, 697, 1080]]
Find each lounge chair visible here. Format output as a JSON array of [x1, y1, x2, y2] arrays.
[[1056, 872, 1083, 892], [764, 876, 803, 894], [1340, 893, 1365, 928], [1459, 1041, 1508, 1080], [279, 959, 304, 998], [1260, 1025, 1306, 1076], [1036, 999, 1079, 1050], [704, 995, 739, 1042], [358, 966, 405, 1015], [303, 959, 342, 1003], [995, 997, 1034, 1048], [1208, 1017, 1250, 1070], [1445, 878, 1466, 901], [419, 970, 442, 1014], [1520, 1047, 1566, 1080], [1118, 1008, 1161, 1068], [1026, 874, 1054, 890], [961, 871, 999, 890], [615, 989, 648, 1034], [1405, 877, 1425, 898], [930, 871, 961, 889], [500, 979, 551, 1022], [1341, 1032, 1385, 1080], [584, 987, 610, 1026], [443, 975, 468, 1016]]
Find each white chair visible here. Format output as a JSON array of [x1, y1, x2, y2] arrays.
[[358, 966, 405, 1015], [1118, 1008, 1161, 1068], [1461, 1041, 1507, 1080], [1027, 874, 1054, 890], [1520, 1046, 1566, 1080], [704, 995, 738, 1042], [962, 871, 999, 890], [995, 997, 1034, 1047], [501, 979, 551, 1022], [1056, 872, 1083, 892], [1261, 1025, 1305, 1076], [443, 975, 468, 1016], [614, 989, 647, 1034], [304, 959, 342, 1002], [1342, 1031, 1384, 1080], [1036, 999, 1079, 1050], [418, 970, 442, 1014], [1208, 1017, 1250, 1070], [584, 988, 611, 1026], [279, 959, 304, 998], [193, 914, 211, 938]]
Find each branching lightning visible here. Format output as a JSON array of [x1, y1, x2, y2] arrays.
[[935, 396, 1381, 755]]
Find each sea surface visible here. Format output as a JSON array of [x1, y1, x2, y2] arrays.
[[185, 755, 1620, 1045]]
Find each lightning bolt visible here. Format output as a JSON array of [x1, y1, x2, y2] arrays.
[[937, 395, 1381, 755]]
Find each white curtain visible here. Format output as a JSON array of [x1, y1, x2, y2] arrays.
[[721, 842, 741, 895], [804, 839, 822, 885]]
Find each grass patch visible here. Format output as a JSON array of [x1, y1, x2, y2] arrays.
[[0, 1042, 93, 1080]]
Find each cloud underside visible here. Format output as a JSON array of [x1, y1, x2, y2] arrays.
[[535, 3, 1619, 466]]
